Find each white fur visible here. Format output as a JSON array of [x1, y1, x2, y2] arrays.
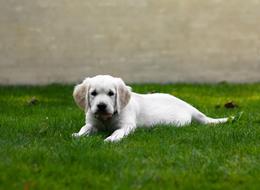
[[72, 75, 230, 142]]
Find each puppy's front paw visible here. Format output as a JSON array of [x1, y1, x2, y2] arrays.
[[104, 129, 127, 142], [104, 136, 120, 142]]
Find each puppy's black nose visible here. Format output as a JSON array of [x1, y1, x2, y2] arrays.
[[97, 103, 107, 111]]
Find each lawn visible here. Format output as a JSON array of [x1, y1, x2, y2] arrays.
[[0, 83, 259, 190]]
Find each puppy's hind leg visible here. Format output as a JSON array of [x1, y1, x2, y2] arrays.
[[192, 110, 230, 125]]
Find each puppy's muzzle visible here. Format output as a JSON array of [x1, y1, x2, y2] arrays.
[[97, 103, 107, 112], [95, 103, 113, 120]]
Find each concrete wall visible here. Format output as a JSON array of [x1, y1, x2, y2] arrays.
[[0, 0, 260, 84]]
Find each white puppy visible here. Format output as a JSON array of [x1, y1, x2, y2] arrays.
[[72, 75, 230, 142]]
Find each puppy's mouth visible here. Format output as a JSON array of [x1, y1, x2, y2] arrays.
[[94, 111, 113, 120]]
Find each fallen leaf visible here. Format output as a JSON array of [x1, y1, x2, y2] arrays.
[[224, 101, 238, 109]]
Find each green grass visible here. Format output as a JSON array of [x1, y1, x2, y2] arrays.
[[0, 83, 260, 190]]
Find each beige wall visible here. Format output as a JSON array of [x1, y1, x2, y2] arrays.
[[0, 0, 260, 84]]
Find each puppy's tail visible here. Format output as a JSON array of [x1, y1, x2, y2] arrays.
[[191, 108, 232, 124]]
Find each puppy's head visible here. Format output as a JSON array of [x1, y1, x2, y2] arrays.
[[73, 75, 131, 120]]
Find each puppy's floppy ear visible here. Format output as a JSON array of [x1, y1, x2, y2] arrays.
[[73, 78, 90, 111], [116, 78, 131, 113]]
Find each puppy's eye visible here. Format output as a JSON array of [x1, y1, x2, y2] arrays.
[[91, 90, 97, 96], [108, 91, 114, 96]]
